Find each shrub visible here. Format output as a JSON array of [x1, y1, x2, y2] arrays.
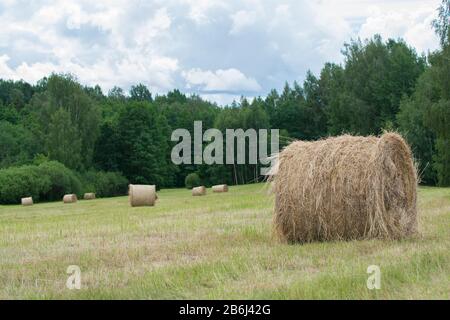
[[185, 172, 201, 189], [0, 161, 129, 204], [0, 165, 48, 204], [38, 161, 82, 201], [0, 161, 82, 204], [82, 171, 128, 197]]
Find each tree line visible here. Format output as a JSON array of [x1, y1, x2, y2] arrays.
[[0, 3, 449, 204]]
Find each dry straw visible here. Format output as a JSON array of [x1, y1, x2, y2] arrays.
[[212, 184, 228, 193], [192, 186, 206, 196], [63, 194, 78, 204], [21, 197, 33, 206], [269, 132, 418, 243], [129, 184, 156, 207], [83, 193, 96, 200]]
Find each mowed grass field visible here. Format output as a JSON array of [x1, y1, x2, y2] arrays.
[[0, 183, 449, 299]]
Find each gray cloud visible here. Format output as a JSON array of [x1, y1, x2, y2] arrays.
[[0, 0, 440, 105]]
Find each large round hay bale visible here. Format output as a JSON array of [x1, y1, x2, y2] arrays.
[[192, 186, 206, 196], [129, 184, 156, 207], [271, 132, 418, 243], [21, 197, 33, 206], [63, 194, 78, 203], [83, 193, 96, 200], [212, 184, 228, 193]]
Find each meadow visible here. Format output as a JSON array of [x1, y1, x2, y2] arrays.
[[0, 183, 448, 299]]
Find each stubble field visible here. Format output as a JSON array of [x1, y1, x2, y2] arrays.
[[0, 183, 448, 299]]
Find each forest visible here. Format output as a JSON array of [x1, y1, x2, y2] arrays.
[[0, 8, 449, 204]]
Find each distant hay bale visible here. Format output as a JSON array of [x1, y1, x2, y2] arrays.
[[63, 194, 78, 204], [192, 186, 206, 196], [270, 132, 418, 243], [84, 193, 96, 200], [129, 184, 156, 207], [21, 197, 33, 206], [212, 184, 228, 193]]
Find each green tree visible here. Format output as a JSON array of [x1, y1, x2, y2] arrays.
[[432, 0, 450, 46], [0, 79, 34, 109], [271, 82, 304, 138], [302, 71, 328, 139], [46, 108, 82, 169], [108, 86, 126, 101], [397, 71, 437, 184], [425, 99, 450, 185], [0, 101, 20, 123], [0, 121, 39, 167], [93, 121, 121, 172], [115, 101, 169, 186], [325, 36, 425, 135], [398, 2, 450, 186], [130, 83, 152, 102], [31, 74, 101, 170]]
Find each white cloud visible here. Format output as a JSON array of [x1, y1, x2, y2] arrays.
[[182, 68, 261, 92], [0, 55, 55, 83], [358, 4, 440, 53], [0, 0, 443, 105], [135, 7, 172, 46], [181, 0, 227, 24], [0, 1, 179, 93], [229, 10, 258, 35], [200, 93, 243, 106], [0, 51, 179, 94]]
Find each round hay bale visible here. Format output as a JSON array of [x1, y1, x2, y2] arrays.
[[270, 132, 418, 243], [212, 184, 228, 193], [63, 194, 78, 204], [192, 186, 206, 196], [21, 197, 33, 206], [83, 193, 96, 200], [129, 184, 156, 207]]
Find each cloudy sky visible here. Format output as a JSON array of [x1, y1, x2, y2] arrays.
[[0, 0, 441, 105]]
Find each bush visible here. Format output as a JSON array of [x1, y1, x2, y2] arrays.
[[38, 161, 82, 201], [0, 161, 82, 204], [185, 172, 201, 189], [82, 171, 128, 197], [0, 161, 129, 204], [0, 165, 46, 204]]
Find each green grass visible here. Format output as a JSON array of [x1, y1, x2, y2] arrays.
[[0, 184, 449, 299]]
